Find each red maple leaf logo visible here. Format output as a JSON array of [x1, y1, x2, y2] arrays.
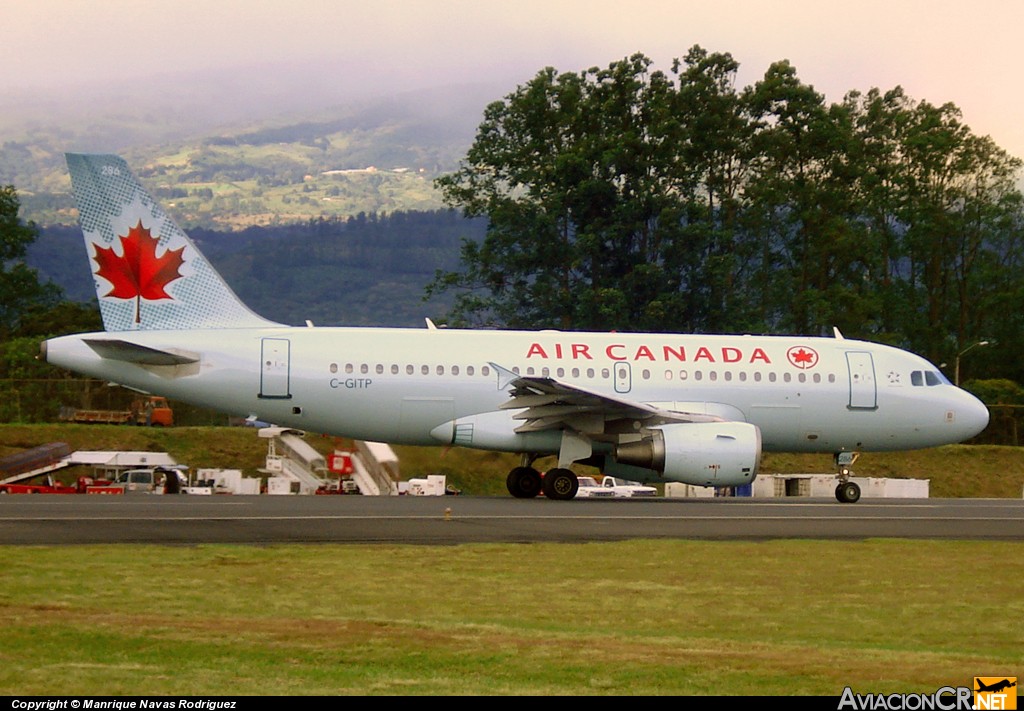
[[786, 346, 819, 369], [92, 221, 185, 324]]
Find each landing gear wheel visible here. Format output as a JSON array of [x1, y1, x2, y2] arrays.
[[506, 467, 542, 498], [835, 481, 861, 504], [543, 468, 579, 501]]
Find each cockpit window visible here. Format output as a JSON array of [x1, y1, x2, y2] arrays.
[[911, 370, 948, 386]]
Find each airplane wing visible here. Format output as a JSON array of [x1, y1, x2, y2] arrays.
[[489, 363, 724, 435]]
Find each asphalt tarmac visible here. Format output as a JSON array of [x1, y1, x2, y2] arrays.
[[1, 494, 1022, 544]]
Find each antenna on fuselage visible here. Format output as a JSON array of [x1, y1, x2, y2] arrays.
[[833, 327, 845, 340]]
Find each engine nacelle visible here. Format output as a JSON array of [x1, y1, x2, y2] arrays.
[[615, 422, 761, 487], [429, 410, 562, 454]]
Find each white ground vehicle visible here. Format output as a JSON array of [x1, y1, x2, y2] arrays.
[[575, 476, 615, 498], [112, 466, 187, 493], [601, 476, 658, 497]]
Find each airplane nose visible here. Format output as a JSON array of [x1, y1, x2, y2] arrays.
[[957, 389, 990, 440]]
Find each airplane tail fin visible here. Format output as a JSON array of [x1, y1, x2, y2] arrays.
[[66, 153, 277, 331]]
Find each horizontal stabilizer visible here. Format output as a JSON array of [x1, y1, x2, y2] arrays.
[[83, 339, 199, 366]]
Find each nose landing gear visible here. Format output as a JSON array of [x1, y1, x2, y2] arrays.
[[834, 452, 861, 503]]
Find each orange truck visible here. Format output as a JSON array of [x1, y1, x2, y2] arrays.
[[59, 396, 173, 426]]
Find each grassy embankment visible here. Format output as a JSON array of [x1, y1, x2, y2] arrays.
[[1, 423, 1023, 497]]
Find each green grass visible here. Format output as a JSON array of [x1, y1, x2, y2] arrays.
[[0, 540, 1020, 695]]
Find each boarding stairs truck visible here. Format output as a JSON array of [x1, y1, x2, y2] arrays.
[[343, 440, 400, 495], [259, 427, 329, 494], [258, 426, 402, 495]]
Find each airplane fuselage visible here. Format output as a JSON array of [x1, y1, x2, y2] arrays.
[[44, 326, 989, 456]]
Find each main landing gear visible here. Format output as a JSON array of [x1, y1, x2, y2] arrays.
[[834, 451, 861, 504], [506, 456, 580, 501]]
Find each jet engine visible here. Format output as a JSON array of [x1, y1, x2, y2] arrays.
[[614, 422, 761, 487]]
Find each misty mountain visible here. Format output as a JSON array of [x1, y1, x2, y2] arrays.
[[1, 80, 504, 227]]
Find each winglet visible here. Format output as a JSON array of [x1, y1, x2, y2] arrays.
[[489, 362, 521, 390]]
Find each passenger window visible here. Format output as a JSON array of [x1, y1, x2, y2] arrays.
[[679, 370, 688, 380], [642, 369, 651, 380], [482, 366, 490, 376], [376, 364, 384, 374], [664, 370, 673, 381], [467, 365, 475, 376], [345, 363, 354, 374], [391, 364, 399, 375], [360, 364, 368, 374], [421, 365, 429, 375], [436, 365, 444, 376], [694, 371, 703, 381], [452, 365, 459, 376], [329, 363, 338, 374]]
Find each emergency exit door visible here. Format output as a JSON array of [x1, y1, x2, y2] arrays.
[[846, 351, 877, 409], [614, 361, 632, 394], [259, 338, 291, 399]]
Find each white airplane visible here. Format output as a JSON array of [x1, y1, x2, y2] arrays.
[[42, 154, 990, 502]]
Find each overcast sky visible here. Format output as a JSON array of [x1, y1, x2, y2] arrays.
[[6, 0, 1023, 159]]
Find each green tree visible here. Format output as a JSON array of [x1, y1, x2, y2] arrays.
[[0, 185, 60, 337], [432, 49, 1024, 389], [431, 50, 750, 332]]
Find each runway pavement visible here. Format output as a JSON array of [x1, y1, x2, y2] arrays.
[[1, 494, 1022, 544]]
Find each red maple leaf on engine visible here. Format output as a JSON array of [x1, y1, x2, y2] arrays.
[[92, 220, 185, 323]]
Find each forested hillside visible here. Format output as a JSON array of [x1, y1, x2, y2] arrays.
[[30, 211, 486, 327]]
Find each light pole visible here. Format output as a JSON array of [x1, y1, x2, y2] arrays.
[[954, 340, 989, 386]]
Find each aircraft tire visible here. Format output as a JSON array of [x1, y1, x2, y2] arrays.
[[543, 468, 579, 501], [835, 481, 861, 504], [507, 467, 542, 498]]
